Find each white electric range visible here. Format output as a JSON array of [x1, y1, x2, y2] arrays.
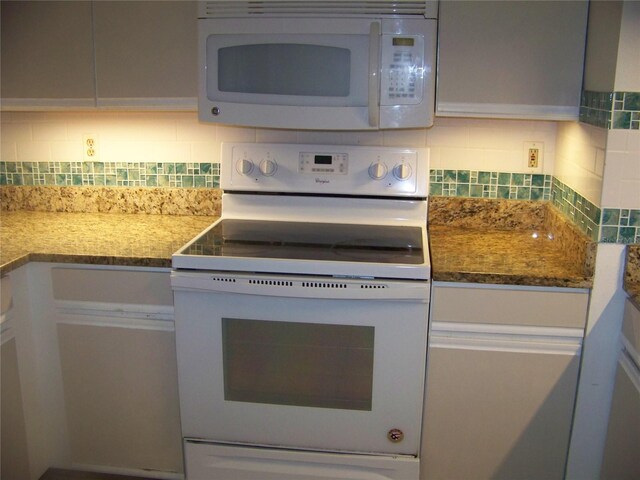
[[172, 143, 430, 480]]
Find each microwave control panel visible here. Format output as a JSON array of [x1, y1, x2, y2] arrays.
[[380, 34, 425, 106]]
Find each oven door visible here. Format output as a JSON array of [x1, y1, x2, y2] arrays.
[[171, 271, 429, 456]]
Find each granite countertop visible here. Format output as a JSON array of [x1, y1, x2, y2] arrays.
[[0, 211, 218, 275], [625, 245, 640, 305], [428, 198, 596, 288], [429, 226, 593, 288], [0, 192, 609, 291]]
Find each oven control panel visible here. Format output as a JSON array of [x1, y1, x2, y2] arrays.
[[222, 143, 429, 197], [298, 152, 348, 175]]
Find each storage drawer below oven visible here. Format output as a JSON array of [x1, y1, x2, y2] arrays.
[[184, 440, 419, 480]]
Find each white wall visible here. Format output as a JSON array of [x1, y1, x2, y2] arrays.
[[554, 121, 606, 206], [1, 111, 557, 175]]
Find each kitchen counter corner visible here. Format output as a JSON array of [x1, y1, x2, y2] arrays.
[[0, 211, 218, 275]]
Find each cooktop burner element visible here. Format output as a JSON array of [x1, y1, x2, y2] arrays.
[[181, 219, 424, 265]]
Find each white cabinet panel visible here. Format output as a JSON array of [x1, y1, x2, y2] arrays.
[[93, 0, 197, 109], [1, 1, 197, 110], [422, 283, 589, 480], [1, 338, 31, 480], [600, 299, 640, 480], [436, 1, 588, 120], [430, 283, 589, 329], [50, 265, 182, 474], [423, 345, 580, 480], [57, 323, 183, 473], [0, 0, 95, 108]]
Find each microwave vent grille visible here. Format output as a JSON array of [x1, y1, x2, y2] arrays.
[[201, 1, 432, 18]]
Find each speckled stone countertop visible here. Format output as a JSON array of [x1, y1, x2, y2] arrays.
[[0, 211, 217, 275], [625, 245, 640, 305], [428, 198, 596, 288]]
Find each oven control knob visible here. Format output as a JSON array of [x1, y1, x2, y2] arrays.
[[368, 162, 388, 180], [387, 429, 404, 443], [236, 158, 254, 175], [259, 159, 277, 176], [393, 163, 412, 181]]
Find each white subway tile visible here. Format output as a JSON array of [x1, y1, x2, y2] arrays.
[[16, 142, 50, 162], [382, 128, 426, 147], [255, 128, 300, 144], [32, 122, 68, 141], [50, 142, 82, 162], [1, 142, 17, 162], [426, 125, 469, 148], [153, 142, 191, 163], [1, 122, 32, 142], [192, 142, 221, 163], [618, 180, 640, 209], [101, 142, 155, 163], [606, 130, 630, 152], [177, 119, 217, 142], [216, 125, 256, 143], [626, 130, 640, 153]]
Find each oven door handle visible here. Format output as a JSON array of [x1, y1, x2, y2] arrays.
[[368, 21, 381, 128]]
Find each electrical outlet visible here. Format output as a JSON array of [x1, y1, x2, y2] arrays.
[[528, 148, 539, 168], [83, 134, 98, 162], [524, 141, 543, 172]]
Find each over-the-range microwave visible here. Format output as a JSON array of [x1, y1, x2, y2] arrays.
[[198, 1, 438, 130]]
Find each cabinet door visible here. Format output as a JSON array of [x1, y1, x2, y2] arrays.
[[422, 345, 580, 480], [0, 0, 95, 108], [436, 0, 588, 120], [52, 266, 182, 474], [93, 0, 197, 109]]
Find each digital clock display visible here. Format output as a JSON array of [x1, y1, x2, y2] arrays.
[[392, 37, 414, 47], [314, 155, 333, 165]]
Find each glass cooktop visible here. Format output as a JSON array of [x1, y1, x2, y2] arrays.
[[181, 219, 424, 265]]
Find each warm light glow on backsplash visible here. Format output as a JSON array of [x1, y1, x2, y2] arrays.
[[1, 111, 560, 175]]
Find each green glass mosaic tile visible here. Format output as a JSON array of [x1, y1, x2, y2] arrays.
[[581, 90, 640, 130], [0, 161, 221, 189]]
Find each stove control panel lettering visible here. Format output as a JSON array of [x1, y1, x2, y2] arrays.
[[299, 153, 348, 175]]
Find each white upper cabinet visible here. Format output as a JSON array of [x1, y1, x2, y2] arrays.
[[0, 0, 95, 109], [436, 0, 589, 120], [93, 1, 197, 109], [0, 0, 197, 110]]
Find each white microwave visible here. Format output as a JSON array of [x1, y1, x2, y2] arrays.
[[198, 1, 438, 130]]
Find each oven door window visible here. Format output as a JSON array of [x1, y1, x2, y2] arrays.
[[222, 318, 374, 411]]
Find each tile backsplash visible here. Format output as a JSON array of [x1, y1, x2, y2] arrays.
[[2, 111, 638, 244], [580, 90, 640, 129], [429, 169, 552, 201], [0, 160, 220, 188]]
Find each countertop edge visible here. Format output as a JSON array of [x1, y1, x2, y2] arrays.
[[432, 271, 593, 289], [1, 253, 172, 276]]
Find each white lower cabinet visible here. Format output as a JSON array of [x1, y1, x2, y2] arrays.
[[600, 299, 640, 480], [421, 282, 589, 480], [1, 275, 31, 480], [0, 263, 183, 479], [51, 265, 183, 476]]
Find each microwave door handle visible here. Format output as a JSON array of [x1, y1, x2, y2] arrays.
[[368, 21, 381, 128]]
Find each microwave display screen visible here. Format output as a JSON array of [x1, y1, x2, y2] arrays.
[[393, 38, 415, 47], [217, 44, 351, 97]]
